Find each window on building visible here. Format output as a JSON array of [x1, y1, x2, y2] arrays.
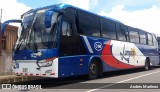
[[129, 27, 139, 43], [2, 35, 6, 50], [101, 18, 117, 39], [139, 32, 146, 44], [147, 33, 153, 45], [78, 11, 100, 37]]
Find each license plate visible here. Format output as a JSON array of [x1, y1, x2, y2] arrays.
[[22, 68, 28, 73]]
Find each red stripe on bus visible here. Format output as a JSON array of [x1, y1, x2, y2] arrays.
[[45, 57, 57, 62], [102, 41, 136, 69], [42, 74, 46, 76], [50, 73, 55, 75]]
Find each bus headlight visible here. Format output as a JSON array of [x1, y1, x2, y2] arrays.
[[37, 60, 53, 67], [12, 60, 16, 69], [12, 60, 19, 69], [37, 57, 56, 67]]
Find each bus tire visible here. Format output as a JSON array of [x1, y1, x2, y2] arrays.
[[144, 58, 150, 71], [88, 60, 99, 80]]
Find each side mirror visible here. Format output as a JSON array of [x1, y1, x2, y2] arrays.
[[1, 19, 22, 36], [44, 8, 64, 28], [1, 22, 9, 35], [45, 11, 54, 28]]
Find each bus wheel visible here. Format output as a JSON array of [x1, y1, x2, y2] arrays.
[[144, 58, 150, 71], [88, 60, 98, 80]]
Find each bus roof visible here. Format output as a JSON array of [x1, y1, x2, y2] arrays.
[[23, 3, 122, 24], [22, 3, 155, 35], [57, 3, 123, 23]]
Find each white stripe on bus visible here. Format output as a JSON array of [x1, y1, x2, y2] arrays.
[[83, 36, 94, 53]]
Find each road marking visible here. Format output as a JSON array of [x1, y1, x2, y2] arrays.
[[86, 70, 160, 92]]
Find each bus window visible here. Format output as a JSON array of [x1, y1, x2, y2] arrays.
[[129, 27, 139, 43], [158, 37, 160, 50], [117, 23, 127, 41], [139, 32, 147, 44], [60, 20, 74, 56], [147, 33, 153, 45], [125, 26, 129, 41], [101, 19, 116, 40], [152, 34, 157, 46], [62, 21, 72, 36], [78, 11, 100, 37]]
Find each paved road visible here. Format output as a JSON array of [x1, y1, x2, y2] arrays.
[[1, 66, 160, 92]]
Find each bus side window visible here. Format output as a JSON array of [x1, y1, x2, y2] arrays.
[[60, 20, 74, 56], [152, 34, 157, 47], [117, 24, 127, 41], [78, 11, 100, 37], [139, 32, 147, 44], [101, 18, 117, 40], [129, 27, 139, 43], [147, 33, 153, 45], [125, 26, 129, 41], [62, 21, 72, 36]]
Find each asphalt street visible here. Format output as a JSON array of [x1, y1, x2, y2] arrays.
[[1, 66, 160, 92]]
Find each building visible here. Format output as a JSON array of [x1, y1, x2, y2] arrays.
[[0, 23, 18, 73], [0, 23, 18, 53]]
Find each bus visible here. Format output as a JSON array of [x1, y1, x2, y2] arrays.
[[158, 37, 160, 64], [1, 4, 159, 79], [158, 37, 160, 51]]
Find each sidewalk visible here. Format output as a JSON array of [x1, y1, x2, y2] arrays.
[[0, 74, 18, 83], [0, 74, 43, 83]]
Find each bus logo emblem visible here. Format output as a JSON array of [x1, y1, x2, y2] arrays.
[[31, 51, 42, 58], [94, 42, 103, 51], [120, 45, 137, 63]]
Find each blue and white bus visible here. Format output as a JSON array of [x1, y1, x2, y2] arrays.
[[1, 4, 159, 79], [158, 37, 160, 63]]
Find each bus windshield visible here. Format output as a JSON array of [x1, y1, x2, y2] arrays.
[[14, 9, 59, 51]]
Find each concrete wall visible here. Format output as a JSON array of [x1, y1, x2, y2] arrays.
[[0, 51, 12, 74]]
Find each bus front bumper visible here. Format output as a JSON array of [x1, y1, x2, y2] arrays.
[[13, 58, 59, 78]]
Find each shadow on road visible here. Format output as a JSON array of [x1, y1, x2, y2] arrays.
[[15, 66, 160, 89]]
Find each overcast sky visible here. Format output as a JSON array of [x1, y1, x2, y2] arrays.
[[0, 0, 160, 35]]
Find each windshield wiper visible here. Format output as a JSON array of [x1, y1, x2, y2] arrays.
[[31, 17, 38, 53], [14, 24, 31, 53], [14, 35, 26, 53]]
